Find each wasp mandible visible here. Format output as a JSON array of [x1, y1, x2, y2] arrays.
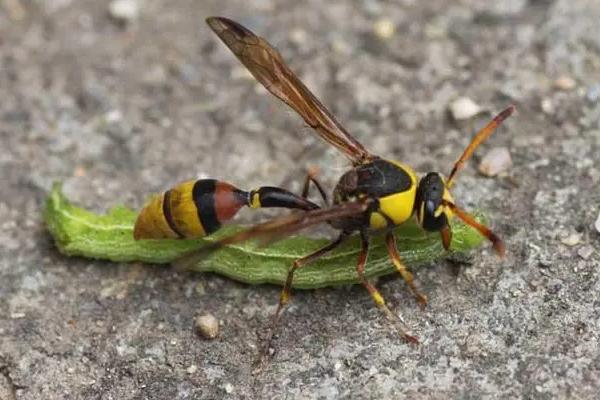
[[134, 17, 515, 345]]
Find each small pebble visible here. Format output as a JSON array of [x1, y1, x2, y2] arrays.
[[195, 314, 219, 339], [560, 233, 581, 247], [449, 97, 482, 120], [373, 18, 396, 40], [108, 0, 139, 23], [104, 109, 123, 124], [595, 212, 600, 233], [541, 98, 554, 115], [186, 364, 197, 374], [223, 383, 234, 394], [553, 76, 576, 91], [478, 147, 512, 177], [577, 245, 594, 260], [289, 28, 308, 45]]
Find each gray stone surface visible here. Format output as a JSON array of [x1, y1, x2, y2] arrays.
[[1, 0, 599, 398]]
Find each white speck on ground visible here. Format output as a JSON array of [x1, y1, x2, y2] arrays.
[[108, 0, 139, 23], [2, 1, 600, 399], [449, 97, 483, 120], [478, 147, 512, 177]]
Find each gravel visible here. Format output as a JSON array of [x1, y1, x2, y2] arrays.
[[108, 0, 140, 23], [1, 1, 599, 399], [478, 147, 513, 177], [195, 314, 220, 340], [448, 97, 483, 121]]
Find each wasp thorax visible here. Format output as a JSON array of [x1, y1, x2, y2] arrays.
[[416, 172, 448, 232]]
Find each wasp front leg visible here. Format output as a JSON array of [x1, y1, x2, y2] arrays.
[[356, 230, 419, 344], [385, 232, 428, 306]]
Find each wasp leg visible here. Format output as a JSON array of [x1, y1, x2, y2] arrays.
[[301, 166, 329, 206], [254, 232, 347, 373], [385, 232, 428, 306], [356, 230, 419, 344]]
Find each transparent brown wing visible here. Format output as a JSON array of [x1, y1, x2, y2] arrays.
[[174, 200, 369, 269], [206, 16, 372, 164]]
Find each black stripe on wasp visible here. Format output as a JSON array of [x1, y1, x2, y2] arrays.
[[134, 16, 515, 362]]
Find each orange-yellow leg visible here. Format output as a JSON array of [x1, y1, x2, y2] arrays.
[[254, 233, 347, 372], [273, 232, 347, 326], [385, 232, 428, 306], [356, 230, 419, 344]]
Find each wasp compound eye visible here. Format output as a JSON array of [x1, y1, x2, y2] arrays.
[[425, 199, 437, 215]]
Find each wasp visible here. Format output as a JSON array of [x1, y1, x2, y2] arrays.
[[134, 17, 514, 346]]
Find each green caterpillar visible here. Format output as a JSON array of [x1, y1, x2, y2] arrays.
[[44, 184, 486, 289]]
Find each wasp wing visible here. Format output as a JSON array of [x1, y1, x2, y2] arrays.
[[206, 16, 372, 164], [174, 200, 368, 270]]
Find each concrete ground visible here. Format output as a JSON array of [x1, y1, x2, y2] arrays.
[[1, 0, 599, 398]]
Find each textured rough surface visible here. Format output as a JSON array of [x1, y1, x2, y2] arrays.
[[1, 0, 599, 399]]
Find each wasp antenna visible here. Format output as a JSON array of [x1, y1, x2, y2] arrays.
[[443, 201, 505, 257], [447, 105, 516, 188]]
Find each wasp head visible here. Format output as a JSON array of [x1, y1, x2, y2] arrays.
[[413, 106, 515, 255], [415, 172, 453, 233], [415, 170, 505, 256]]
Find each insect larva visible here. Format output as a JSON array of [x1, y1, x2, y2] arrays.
[[45, 184, 485, 289]]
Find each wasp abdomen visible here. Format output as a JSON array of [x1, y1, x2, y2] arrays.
[[134, 179, 248, 240], [134, 179, 319, 240]]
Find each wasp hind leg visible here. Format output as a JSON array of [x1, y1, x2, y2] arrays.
[[254, 232, 348, 373], [356, 230, 419, 344], [385, 232, 428, 306], [301, 167, 329, 206]]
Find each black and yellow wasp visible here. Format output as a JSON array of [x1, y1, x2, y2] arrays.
[[134, 17, 514, 345]]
